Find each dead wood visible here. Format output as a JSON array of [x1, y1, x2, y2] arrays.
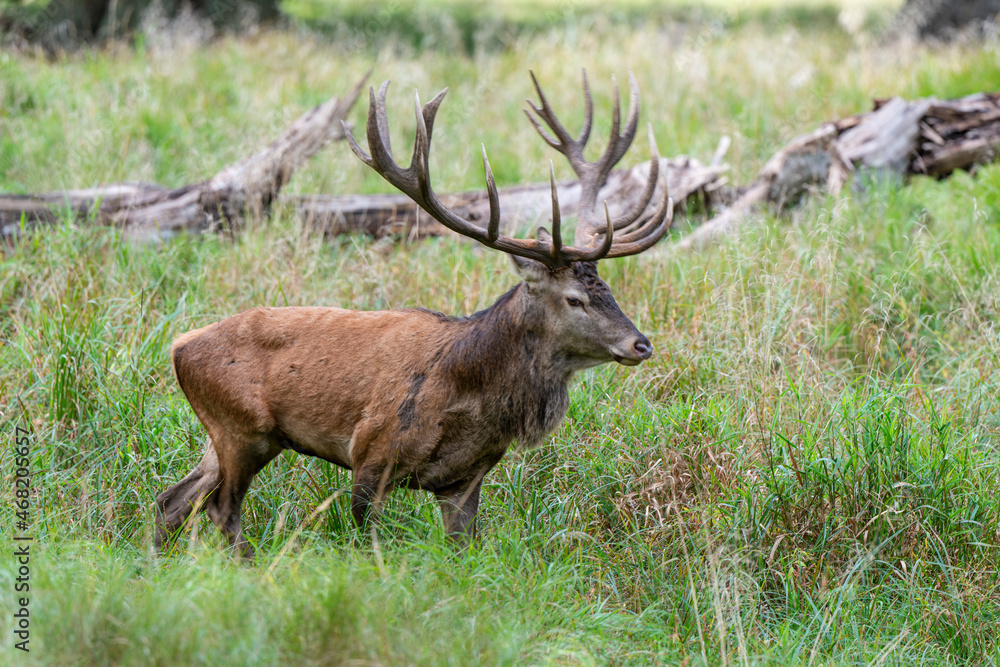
[[294, 156, 729, 240], [834, 92, 1000, 178], [913, 93, 1000, 175], [1, 84, 725, 244], [668, 90, 1000, 253], [670, 124, 849, 251], [6, 86, 999, 254], [1, 75, 368, 242]]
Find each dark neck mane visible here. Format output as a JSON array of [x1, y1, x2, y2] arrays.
[[442, 283, 570, 447]]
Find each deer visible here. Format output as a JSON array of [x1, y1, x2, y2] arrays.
[[154, 71, 673, 560]]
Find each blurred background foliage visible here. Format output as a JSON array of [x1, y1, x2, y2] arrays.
[[2, 0, 998, 54]]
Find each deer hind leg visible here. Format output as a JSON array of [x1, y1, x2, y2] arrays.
[[201, 432, 281, 561], [156, 432, 279, 561], [155, 437, 223, 553]]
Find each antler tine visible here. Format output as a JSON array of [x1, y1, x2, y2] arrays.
[[482, 145, 500, 243], [577, 70, 593, 146], [375, 81, 393, 159], [603, 175, 674, 258], [366, 85, 401, 176], [605, 75, 622, 164], [619, 71, 642, 160], [614, 156, 659, 232], [548, 161, 563, 260], [526, 70, 580, 154], [552, 201, 615, 263], [411, 89, 435, 196], [410, 88, 449, 186], [602, 123, 661, 234], [523, 106, 561, 151], [342, 87, 378, 167], [581, 202, 615, 261], [523, 69, 605, 182], [593, 70, 641, 182]]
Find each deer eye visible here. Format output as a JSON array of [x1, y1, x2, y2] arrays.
[[566, 297, 584, 308]]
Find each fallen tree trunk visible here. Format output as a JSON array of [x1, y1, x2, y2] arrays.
[[670, 90, 1000, 252], [1, 75, 368, 242], [295, 155, 729, 240], [6, 89, 998, 251], [910, 93, 1000, 175], [1, 141, 728, 243]]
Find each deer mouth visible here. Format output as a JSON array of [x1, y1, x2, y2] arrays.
[[613, 337, 653, 366]]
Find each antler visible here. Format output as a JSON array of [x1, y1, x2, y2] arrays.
[[524, 69, 670, 251], [343, 73, 672, 269]]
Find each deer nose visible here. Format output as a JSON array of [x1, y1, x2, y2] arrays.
[[633, 335, 653, 359]]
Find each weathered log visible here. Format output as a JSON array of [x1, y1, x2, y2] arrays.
[[837, 97, 933, 172], [914, 93, 1000, 175], [295, 156, 729, 240], [7, 87, 999, 253], [670, 125, 849, 251], [833, 92, 1000, 178], [1, 183, 166, 230], [1, 75, 368, 241], [668, 90, 1000, 253]]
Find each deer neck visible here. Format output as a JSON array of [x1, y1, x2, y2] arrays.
[[443, 283, 572, 446], [463, 283, 576, 379]]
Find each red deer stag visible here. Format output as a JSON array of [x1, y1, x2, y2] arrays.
[[155, 71, 673, 559]]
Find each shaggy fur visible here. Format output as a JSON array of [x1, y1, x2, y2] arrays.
[[155, 260, 652, 559]]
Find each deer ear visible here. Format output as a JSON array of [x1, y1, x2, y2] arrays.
[[536, 226, 552, 244], [511, 254, 549, 284]]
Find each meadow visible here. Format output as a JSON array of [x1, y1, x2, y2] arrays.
[[2, 2, 1000, 664]]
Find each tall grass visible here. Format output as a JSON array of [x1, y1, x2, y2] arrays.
[[2, 9, 999, 665]]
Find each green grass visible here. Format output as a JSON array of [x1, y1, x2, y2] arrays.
[[2, 7, 1000, 666]]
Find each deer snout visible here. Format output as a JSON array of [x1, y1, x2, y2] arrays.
[[613, 334, 653, 366]]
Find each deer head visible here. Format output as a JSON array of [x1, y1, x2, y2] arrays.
[[343, 70, 673, 370]]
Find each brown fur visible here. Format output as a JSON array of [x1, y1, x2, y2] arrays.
[[154, 260, 652, 559]]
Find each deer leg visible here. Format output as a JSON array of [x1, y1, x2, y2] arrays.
[[155, 438, 222, 553], [155, 433, 279, 560], [351, 463, 396, 532], [202, 434, 281, 561], [436, 477, 483, 546]]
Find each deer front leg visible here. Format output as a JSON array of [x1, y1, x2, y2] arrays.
[[351, 463, 396, 531], [436, 476, 484, 545]]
